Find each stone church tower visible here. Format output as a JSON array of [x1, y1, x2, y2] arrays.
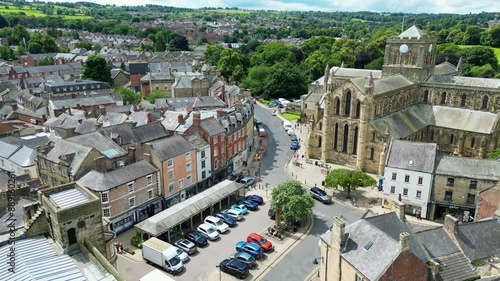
[[305, 25, 500, 175]]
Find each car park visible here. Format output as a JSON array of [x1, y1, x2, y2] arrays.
[[240, 176, 256, 188], [235, 241, 264, 259], [224, 209, 244, 221], [204, 216, 229, 233], [219, 259, 249, 279], [310, 186, 332, 204], [174, 246, 190, 262], [185, 230, 208, 247], [197, 224, 220, 241], [230, 252, 256, 268], [245, 194, 264, 205], [231, 204, 248, 215], [237, 199, 258, 211], [290, 141, 299, 150], [174, 239, 197, 255], [216, 212, 237, 227], [246, 233, 274, 252]]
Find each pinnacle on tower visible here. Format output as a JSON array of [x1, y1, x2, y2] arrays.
[[364, 72, 374, 89]]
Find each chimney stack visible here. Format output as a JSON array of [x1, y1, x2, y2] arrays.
[[11, 102, 17, 111], [429, 260, 440, 278], [444, 214, 459, 235], [331, 216, 346, 247], [216, 109, 226, 119], [192, 111, 201, 131], [393, 200, 406, 221], [399, 232, 410, 252], [147, 112, 152, 123], [95, 156, 107, 172], [128, 147, 136, 164], [221, 84, 225, 101], [143, 153, 152, 164], [177, 114, 184, 124]]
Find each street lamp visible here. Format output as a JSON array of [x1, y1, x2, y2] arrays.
[[215, 265, 221, 281]]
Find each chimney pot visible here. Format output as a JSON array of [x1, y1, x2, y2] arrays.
[[177, 114, 184, 124], [444, 214, 459, 235], [399, 232, 410, 252], [393, 200, 406, 221]]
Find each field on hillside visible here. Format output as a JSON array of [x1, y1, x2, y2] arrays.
[[0, 4, 90, 19], [458, 45, 500, 61]]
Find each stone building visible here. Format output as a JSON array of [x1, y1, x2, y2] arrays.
[[305, 25, 500, 175]]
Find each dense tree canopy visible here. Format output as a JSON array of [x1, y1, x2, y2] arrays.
[[325, 169, 376, 198], [117, 87, 142, 105], [82, 55, 112, 84], [271, 180, 314, 224]]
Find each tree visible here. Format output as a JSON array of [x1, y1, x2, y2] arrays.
[[325, 168, 376, 199], [172, 34, 189, 51], [154, 31, 166, 52], [462, 25, 481, 45], [459, 46, 498, 71], [217, 48, 245, 82], [250, 41, 295, 67], [27, 33, 58, 54], [204, 44, 224, 66], [0, 15, 9, 29], [37, 57, 55, 66], [117, 87, 141, 105], [145, 90, 167, 103], [0, 45, 12, 60], [271, 180, 314, 224], [11, 24, 30, 45], [82, 55, 112, 84]]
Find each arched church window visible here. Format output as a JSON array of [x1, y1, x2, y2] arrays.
[[423, 90, 429, 102], [440, 92, 446, 105], [342, 124, 349, 153], [372, 132, 376, 142], [334, 123, 338, 151], [481, 96, 489, 110], [460, 95, 466, 107], [319, 122, 322, 130], [353, 127, 359, 155], [318, 136, 322, 148], [369, 147, 374, 160], [450, 134, 454, 144], [430, 130, 434, 141], [335, 98, 340, 115], [470, 137, 475, 148], [345, 91, 351, 116], [355, 100, 361, 118]]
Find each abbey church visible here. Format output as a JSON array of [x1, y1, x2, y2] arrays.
[[305, 25, 500, 175]]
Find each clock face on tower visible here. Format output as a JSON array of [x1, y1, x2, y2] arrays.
[[428, 44, 433, 53], [399, 44, 409, 54]]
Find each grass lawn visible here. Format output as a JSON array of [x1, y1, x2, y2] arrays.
[[458, 45, 500, 61], [281, 113, 301, 121], [0, 5, 90, 19]]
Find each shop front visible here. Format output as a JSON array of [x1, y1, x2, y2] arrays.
[[434, 202, 475, 222], [232, 151, 246, 173], [110, 211, 135, 235], [135, 196, 164, 223]]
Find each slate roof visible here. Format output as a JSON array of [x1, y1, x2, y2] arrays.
[[337, 212, 428, 280], [100, 122, 138, 145], [97, 112, 128, 126], [8, 145, 37, 167], [161, 110, 188, 131], [432, 105, 498, 134], [305, 92, 323, 103], [1, 135, 49, 149], [435, 156, 500, 180], [68, 131, 126, 159], [201, 118, 225, 136], [184, 133, 209, 150], [151, 135, 194, 161], [128, 111, 149, 126], [44, 139, 92, 175], [455, 218, 500, 261], [329, 67, 383, 79], [434, 253, 478, 281], [398, 25, 427, 39], [0, 141, 20, 158], [132, 121, 168, 143], [192, 96, 226, 109], [77, 160, 158, 192], [172, 75, 205, 89], [387, 140, 437, 173], [352, 74, 414, 95], [425, 75, 500, 89], [105, 105, 132, 114], [415, 227, 460, 259], [433, 62, 458, 76], [74, 118, 97, 134], [49, 95, 116, 110]]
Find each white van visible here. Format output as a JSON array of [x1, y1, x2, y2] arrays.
[[283, 120, 292, 132]]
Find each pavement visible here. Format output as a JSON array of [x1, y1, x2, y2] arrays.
[[115, 102, 441, 281]]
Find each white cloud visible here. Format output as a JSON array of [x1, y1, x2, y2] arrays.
[[43, 0, 500, 13]]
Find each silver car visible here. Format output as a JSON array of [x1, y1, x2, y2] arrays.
[[175, 239, 198, 255], [310, 187, 332, 204]]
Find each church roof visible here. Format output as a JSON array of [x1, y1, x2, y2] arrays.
[[330, 67, 382, 79], [433, 62, 458, 76], [352, 74, 414, 95], [425, 75, 500, 89], [399, 25, 427, 39]]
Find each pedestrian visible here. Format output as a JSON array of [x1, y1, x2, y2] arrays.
[[119, 242, 124, 253], [352, 198, 356, 206]]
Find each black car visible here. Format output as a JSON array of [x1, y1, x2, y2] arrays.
[[268, 208, 275, 220], [219, 258, 249, 279], [216, 212, 237, 227], [185, 230, 208, 247], [310, 186, 332, 204]]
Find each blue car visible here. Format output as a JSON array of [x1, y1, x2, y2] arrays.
[[245, 194, 264, 205], [237, 200, 258, 211], [235, 241, 263, 260], [231, 204, 248, 215], [290, 140, 299, 150], [216, 212, 237, 227]]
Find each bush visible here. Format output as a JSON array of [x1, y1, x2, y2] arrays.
[[130, 233, 143, 249]]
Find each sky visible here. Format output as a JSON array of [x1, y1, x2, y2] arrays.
[[44, 0, 500, 14]]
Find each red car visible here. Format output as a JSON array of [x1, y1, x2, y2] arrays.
[[247, 233, 274, 252]]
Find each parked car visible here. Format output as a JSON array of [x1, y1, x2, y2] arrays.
[[197, 224, 220, 241], [269, 100, 279, 107], [245, 194, 264, 205], [235, 241, 263, 259], [283, 120, 293, 131], [254, 118, 262, 125], [224, 209, 244, 221], [230, 252, 256, 268], [204, 216, 229, 233], [287, 128, 295, 136], [291, 134, 298, 142], [240, 176, 256, 188], [268, 208, 275, 220], [185, 230, 208, 247], [216, 212, 237, 227], [230, 173, 245, 182], [290, 141, 299, 150], [271, 109, 277, 116], [174, 239, 197, 255], [174, 246, 190, 262], [246, 233, 274, 252], [219, 258, 249, 279], [310, 186, 332, 204], [237, 199, 258, 211], [231, 204, 248, 215]]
